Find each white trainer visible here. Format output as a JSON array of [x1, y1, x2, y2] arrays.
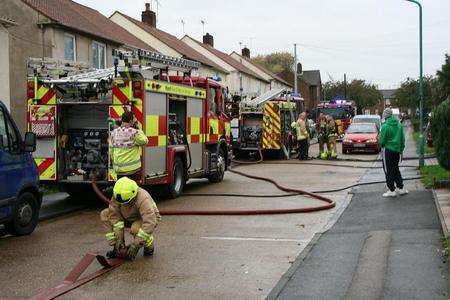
[[383, 190, 397, 198], [396, 188, 409, 195]]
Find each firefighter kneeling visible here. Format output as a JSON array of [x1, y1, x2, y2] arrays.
[[101, 177, 161, 260]]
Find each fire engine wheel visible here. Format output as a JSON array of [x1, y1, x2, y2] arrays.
[[5, 192, 39, 236], [168, 156, 185, 198], [208, 148, 226, 183]]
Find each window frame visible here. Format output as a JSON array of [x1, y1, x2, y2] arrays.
[[92, 41, 106, 69], [64, 33, 76, 61]]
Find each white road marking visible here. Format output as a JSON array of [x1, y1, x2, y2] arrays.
[[201, 236, 306, 243]]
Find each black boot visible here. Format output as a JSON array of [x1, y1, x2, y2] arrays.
[[143, 243, 155, 256], [106, 248, 117, 258]]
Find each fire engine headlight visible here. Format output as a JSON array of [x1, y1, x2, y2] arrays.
[[367, 139, 378, 143], [343, 138, 352, 143]]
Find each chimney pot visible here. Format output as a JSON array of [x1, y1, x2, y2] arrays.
[[242, 47, 250, 58], [142, 3, 156, 27], [203, 33, 214, 48]]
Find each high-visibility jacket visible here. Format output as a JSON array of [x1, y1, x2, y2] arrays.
[[291, 119, 309, 140], [111, 126, 148, 175], [318, 120, 328, 140], [327, 120, 338, 137]]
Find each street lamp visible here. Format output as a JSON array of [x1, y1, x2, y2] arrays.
[[405, 0, 424, 167]]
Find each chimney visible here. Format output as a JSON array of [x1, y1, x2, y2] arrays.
[[203, 33, 214, 47], [242, 47, 250, 58], [142, 3, 156, 28]]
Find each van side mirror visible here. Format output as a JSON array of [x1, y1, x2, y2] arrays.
[[24, 132, 36, 152]]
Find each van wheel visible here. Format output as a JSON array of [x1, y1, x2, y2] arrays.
[[208, 148, 225, 183], [5, 192, 39, 236], [167, 156, 185, 198]]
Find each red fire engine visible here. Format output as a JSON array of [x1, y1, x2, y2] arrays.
[[26, 50, 232, 198], [316, 99, 356, 136]]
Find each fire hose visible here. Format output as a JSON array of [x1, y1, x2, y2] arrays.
[[34, 149, 423, 299], [91, 148, 337, 215]]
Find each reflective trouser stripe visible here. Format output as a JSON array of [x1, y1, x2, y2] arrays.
[[137, 228, 154, 247], [105, 232, 116, 241], [113, 221, 124, 230]]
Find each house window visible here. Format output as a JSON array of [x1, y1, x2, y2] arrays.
[[64, 34, 76, 61], [92, 41, 106, 69]]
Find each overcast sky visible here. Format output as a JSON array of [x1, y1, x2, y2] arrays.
[[76, 0, 449, 89]]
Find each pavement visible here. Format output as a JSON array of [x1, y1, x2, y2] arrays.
[[271, 125, 450, 299], [0, 142, 377, 299], [434, 189, 450, 237]]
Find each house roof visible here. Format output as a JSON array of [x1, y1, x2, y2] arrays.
[[302, 70, 321, 86], [113, 12, 228, 74], [230, 52, 292, 87], [185, 36, 269, 82], [379, 89, 397, 99], [22, 0, 155, 51]]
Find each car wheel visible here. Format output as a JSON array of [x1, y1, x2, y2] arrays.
[[208, 148, 226, 183], [167, 156, 185, 198], [5, 192, 39, 236]]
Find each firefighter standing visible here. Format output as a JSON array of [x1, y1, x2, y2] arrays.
[[317, 113, 328, 159], [326, 115, 338, 159], [100, 177, 161, 260], [291, 112, 309, 160], [111, 111, 148, 181]]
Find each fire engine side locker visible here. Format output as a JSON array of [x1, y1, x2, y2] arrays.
[[29, 104, 57, 181], [186, 97, 204, 174], [144, 91, 167, 179]]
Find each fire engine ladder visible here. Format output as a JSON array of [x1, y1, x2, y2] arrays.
[[242, 88, 286, 108], [42, 68, 116, 83], [113, 49, 201, 73]]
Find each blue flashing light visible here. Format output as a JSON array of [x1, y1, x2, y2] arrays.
[[211, 75, 222, 82]]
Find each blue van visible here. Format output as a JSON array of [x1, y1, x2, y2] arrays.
[[0, 100, 41, 235]]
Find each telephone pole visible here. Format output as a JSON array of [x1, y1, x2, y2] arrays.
[[294, 43, 298, 94]]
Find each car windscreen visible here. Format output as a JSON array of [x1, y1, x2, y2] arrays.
[[346, 124, 377, 133], [318, 108, 348, 119]]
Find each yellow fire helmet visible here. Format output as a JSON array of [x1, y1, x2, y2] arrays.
[[113, 177, 138, 204]]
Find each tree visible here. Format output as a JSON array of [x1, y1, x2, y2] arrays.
[[394, 54, 449, 115], [323, 79, 382, 114], [251, 52, 294, 74], [393, 76, 440, 115], [430, 99, 450, 170], [437, 54, 450, 96]]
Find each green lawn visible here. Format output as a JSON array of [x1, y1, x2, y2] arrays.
[[412, 131, 434, 155], [419, 165, 450, 188]]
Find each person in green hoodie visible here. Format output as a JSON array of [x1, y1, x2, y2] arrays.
[[380, 108, 408, 197]]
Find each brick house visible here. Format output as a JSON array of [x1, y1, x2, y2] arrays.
[[1, 0, 153, 131], [278, 70, 322, 112]]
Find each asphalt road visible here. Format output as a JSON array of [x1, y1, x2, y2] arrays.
[[0, 142, 377, 299]]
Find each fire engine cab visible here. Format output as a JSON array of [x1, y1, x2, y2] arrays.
[[26, 50, 232, 198]]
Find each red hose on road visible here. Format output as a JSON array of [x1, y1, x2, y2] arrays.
[[91, 149, 336, 215]]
